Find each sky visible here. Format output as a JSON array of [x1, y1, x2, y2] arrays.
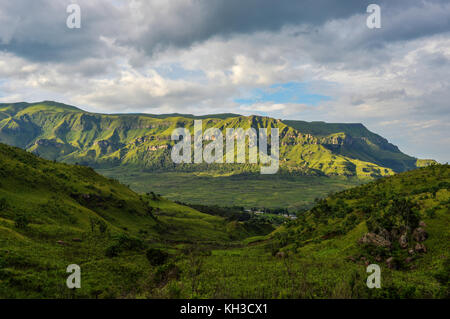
[[0, 0, 449, 162]]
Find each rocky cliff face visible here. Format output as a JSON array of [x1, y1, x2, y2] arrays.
[[0, 101, 424, 177]]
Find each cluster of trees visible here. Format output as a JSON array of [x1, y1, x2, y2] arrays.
[[249, 207, 291, 215], [175, 202, 251, 221]]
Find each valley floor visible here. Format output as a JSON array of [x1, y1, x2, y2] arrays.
[[97, 168, 364, 210]]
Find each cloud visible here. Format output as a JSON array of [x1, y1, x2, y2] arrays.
[[2, 0, 449, 63], [0, 0, 126, 62], [0, 0, 449, 161], [120, 0, 369, 55]]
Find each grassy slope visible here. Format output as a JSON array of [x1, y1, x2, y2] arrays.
[[0, 143, 447, 298], [0, 101, 422, 178], [136, 165, 448, 299], [283, 120, 418, 172], [179, 165, 448, 299], [264, 164, 449, 297], [0, 143, 264, 298]]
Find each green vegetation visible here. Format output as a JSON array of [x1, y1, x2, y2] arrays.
[[3, 100, 437, 215], [269, 164, 449, 298], [0, 143, 271, 298], [282, 120, 419, 172], [0, 142, 448, 298], [0, 101, 431, 180], [97, 168, 363, 210]]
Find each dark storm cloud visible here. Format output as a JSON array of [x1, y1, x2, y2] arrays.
[[124, 0, 368, 52], [122, 0, 450, 57], [1, 0, 449, 63], [0, 0, 125, 62]]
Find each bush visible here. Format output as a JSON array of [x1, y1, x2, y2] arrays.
[[368, 199, 420, 233], [14, 214, 30, 229], [105, 244, 120, 258], [105, 234, 145, 258], [0, 198, 7, 211], [116, 234, 144, 250], [152, 263, 180, 288], [426, 207, 437, 219], [89, 217, 108, 234], [146, 248, 169, 266], [97, 219, 108, 233]]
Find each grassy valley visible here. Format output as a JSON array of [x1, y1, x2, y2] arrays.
[[97, 168, 363, 210], [0, 142, 448, 298], [1, 100, 436, 211]]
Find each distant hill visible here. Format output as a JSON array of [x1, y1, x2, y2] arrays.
[[0, 101, 435, 178]]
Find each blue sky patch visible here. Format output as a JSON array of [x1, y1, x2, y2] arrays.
[[234, 82, 330, 106]]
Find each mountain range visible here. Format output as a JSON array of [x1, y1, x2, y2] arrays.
[[0, 101, 435, 178]]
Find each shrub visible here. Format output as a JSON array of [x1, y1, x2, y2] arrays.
[[89, 217, 108, 234], [146, 248, 169, 266], [105, 234, 145, 258], [167, 280, 182, 298], [0, 198, 7, 211], [116, 234, 144, 250], [433, 258, 450, 288], [426, 207, 437, 219], [14, 214, 30, 229], [105, 244, 120, 257], [97, 219, 108, 234]]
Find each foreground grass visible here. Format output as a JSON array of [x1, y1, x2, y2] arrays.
[[0, 143, 448, 299]]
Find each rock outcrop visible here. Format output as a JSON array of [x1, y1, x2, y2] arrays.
[[415, 243, 427, 253], [358, 232, 391, 248], [412, 227, 428, 242]]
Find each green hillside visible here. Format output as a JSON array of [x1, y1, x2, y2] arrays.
[[0, 143, 447, 298], [283, 120, 419, 172], [267, 164, 449, 297], [0, 143, 272, 298], [0, 101, 431, 179]]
